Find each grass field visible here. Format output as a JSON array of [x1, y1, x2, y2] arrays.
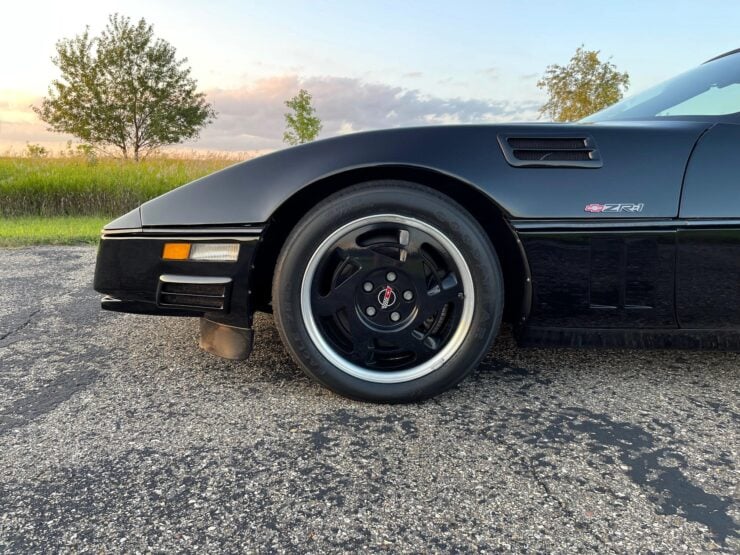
[[0, 154, 244, 246], [0, 216, 109, 247], [0, 156, 237, 218]]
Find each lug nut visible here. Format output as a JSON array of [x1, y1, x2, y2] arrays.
[[403, 290, 414, 301], [390, 311, 401, 322], [363, 281, 373, 292], [365, 306, 377, 317], [386, 271, 397, 282]]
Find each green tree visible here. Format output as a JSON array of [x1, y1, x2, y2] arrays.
[[34, 14, 215, 160], [283, 89, 322, 145], [537, 46, 630, 121]]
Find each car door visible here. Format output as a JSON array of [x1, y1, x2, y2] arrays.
[[678, 123, 740, 328]]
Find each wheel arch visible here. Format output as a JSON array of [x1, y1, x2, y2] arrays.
[[249, 165, 529, 324]]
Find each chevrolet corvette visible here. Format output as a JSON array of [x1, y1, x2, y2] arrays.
[[95, 49, 740, 402]]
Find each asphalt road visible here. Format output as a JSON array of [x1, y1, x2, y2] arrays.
[[0, 246, 738, 553]]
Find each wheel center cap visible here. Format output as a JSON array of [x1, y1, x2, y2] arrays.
[[377, 285, 397, 309]]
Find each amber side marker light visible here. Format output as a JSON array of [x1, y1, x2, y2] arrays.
[[162, 242, 240, 262], [162, 243, 191, 260]]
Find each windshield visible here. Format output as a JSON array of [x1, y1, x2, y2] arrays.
[[583, 51, 740, 122]]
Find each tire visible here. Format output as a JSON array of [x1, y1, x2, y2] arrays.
[[272, 180, 503, 402]]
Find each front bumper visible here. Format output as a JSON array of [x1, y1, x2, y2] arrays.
[[93, 226, 262, 357]]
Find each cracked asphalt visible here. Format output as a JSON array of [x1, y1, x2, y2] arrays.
[[0, 246, 738, 553]]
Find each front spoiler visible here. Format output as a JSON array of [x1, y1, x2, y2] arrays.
[[101, 296, 203, 317]]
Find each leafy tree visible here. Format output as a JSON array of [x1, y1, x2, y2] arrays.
[[537, 46, 630, 121], [283, 89, 322, 145], [34, 14, 215, 160]]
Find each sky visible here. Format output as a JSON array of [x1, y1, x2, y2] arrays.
[[1, 0, 739, 154]]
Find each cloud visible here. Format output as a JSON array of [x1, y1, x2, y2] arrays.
[[200, 75, 541, 151], [0, 77, 542, 152], [0, 90, 72, 153]]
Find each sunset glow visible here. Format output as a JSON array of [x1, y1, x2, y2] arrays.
[[1, 0, 738, 153]]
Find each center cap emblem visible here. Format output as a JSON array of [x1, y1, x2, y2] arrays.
[[378, 285, 396, 309]]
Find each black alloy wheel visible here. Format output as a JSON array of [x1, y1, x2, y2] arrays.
[[272, 181, 504, 402]]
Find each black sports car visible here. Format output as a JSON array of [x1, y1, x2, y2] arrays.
[[95, 49, 740, 402]]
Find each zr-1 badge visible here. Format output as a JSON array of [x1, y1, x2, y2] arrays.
[[584, 203, 645, 213]]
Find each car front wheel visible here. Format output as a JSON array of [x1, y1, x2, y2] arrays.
[[272, 181, 503, 402]]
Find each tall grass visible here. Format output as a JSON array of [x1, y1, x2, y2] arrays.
[[0, 156, 239, 217]]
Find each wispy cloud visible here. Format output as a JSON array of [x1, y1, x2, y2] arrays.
[[0, 76, 542, 152], [520, 72, 540, 81], [202, 75, 541, 150]]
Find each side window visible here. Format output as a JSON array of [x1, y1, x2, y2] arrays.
[[658, 84, 740, 116]]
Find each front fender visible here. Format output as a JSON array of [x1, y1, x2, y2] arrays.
[[138, 122, 707, 227]]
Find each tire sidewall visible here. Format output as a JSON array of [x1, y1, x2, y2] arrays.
[[273, 181, 503, 402]]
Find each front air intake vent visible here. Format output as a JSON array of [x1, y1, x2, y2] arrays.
[[157, 275, 232, 311], [498, 135, 602, 168]]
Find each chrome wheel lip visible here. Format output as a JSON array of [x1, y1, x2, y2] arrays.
[[300, 214, 475, 384]]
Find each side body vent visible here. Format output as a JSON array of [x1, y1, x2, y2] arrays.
[[497, 135, 602, 168], [157, 274, 232, 311]]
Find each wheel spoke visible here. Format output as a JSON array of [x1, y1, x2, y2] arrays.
[[403, 253, 429, 291], [428, 272, 463, 304], [400, 274, 462, 335], [405, 249, 461, 299], [312, 265, 363, 317], [333, 228, 365, 252], [312, 292, 348, 317], [381, 327, 441, 359], [346, 317, 377, 365], [334, 228, 403, 268], [360, 246, 402, 269]]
